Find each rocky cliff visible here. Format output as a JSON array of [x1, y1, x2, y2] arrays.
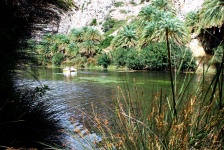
[[58, 0, 204, 34]]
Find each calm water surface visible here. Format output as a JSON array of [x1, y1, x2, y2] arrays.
[[17, 67, 205, 149]]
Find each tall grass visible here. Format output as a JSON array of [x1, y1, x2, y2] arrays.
[[80, 47, 224, 149]]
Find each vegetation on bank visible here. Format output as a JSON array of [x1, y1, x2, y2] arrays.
[[26, 0, 216, 72], [26, 0, 223, 73], [0, 0, 223, 149], [80, 0, 224, 149]]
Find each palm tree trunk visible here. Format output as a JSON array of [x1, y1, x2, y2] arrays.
[[166, 28, 177, 117]]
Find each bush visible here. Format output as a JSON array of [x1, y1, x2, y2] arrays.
[[102, 18, 116, 32], [139, 42, 197, 71], [119, 9, 128, 14], [99, 36, 114, 49], [111, 48, 145, 70], [111, 47, 127, 67], [113, 1, 124, 7], [140, 43, 168, 71], [171, 43, 197, 72], [52, 52, 64, 66], [126, 49, 145, 70], [102, 18, 126, 36], [89, 18, 97, 26], [73, 54, 87, 68], [97, 53, 111, 69]]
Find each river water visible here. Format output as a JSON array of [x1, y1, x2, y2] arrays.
[[16, 67, 208, 149]]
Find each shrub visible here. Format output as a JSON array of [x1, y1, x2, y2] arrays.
[[73, 54, 86, 68], [102, 18, 126, 36], [89, 18, 97, 26], [102, 18, 116, 32], [119, 9, 127, 14], [111, 47, 127, 67], [97, 53, 111, 69], [139, 42, 197, 71], [140, 43, 168, 71], [171, 43, 197, 72], [126, 49, 145, 70], [99, 36, 114, 49], [52, 52, 64, 66], [113, 1, 124, 7]]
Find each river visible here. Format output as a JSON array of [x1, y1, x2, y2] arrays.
[[16, 67, 209, 149]]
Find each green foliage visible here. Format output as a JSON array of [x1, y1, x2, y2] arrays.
[[171, 44, 197, 71], [140, 22, 156, 47], [52, 53, 64, 66], [89, 18, 97, 26], [111, 48, 127, 67], [138, 5, 156, 23], [35, 33, 70, 66], [72, 54, 87, 68], [200, 0, 224, 28], [99, 36, 114, 49], [80, 40, 97, 56], [152, 12, 190, 45], [69, 28, 84, 42], [151, 0, 174, 12], [140, 43, 168, 70], [66, 43, 79, 59], [102, 18, 116, 32], [84, 27, 102, 42], [113, 1, 124, 7], [185, 11, 200, 29], [102, 18, 126, 36], [119, 9, 128, 14], [126, 49, 145, 70], [111, 25, 137, 49], [97, 53, 111, 69], [210, 44, 224, 65], [111, 48, 144, 70]]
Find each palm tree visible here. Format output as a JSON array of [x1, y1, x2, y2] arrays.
[[140, 21, 156, 47], [136, 5, 156, 35], [52, 34, 69, 53], [185, 11, 200, 33], [151, 0, 175, 13], [80, 40, 97, 57], [151, 12, 190, 116], [138, 5, 156, 23], [200, 0, 224, 28], [84, 27, 103, 42], [66, 43, 79, 60], [111, 25, 138, 49], [69, 28, 85, 42]]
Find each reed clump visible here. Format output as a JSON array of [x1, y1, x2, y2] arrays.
[[84, 65, 224, 149]]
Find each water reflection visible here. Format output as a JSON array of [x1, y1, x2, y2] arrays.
[[17, 68, 216, 149]]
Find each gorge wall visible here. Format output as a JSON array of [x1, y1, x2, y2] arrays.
[[57, 0, 204, 34]]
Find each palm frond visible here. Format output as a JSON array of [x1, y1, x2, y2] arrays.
[[200, 0, 224, 28]]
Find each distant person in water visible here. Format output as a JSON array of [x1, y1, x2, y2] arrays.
[[70, 65, 74, 69], [70, 65, 77, 72], [65, 66, 70, 70]]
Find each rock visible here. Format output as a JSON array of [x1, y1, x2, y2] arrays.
[[57, 0, 205, 35], [188, 38, 206, 58]]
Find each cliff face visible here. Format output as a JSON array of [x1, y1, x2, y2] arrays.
[[58, 0, 144, 34], [58, 0, 204, 34]]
